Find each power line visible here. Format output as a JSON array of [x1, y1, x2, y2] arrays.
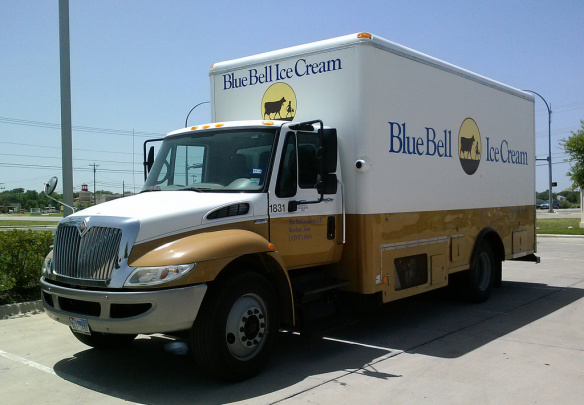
[[0, 140, 138, 156], [0, 116, 165, 138], [0, 152, 144, 166], [0, 162, 137, 174]]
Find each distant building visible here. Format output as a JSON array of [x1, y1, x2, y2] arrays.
[[94, 193, 121, 205], [79, 183, 92, 203]]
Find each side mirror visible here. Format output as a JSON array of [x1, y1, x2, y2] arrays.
[[42, 177, 76, 213], [319, 128, 337, 174], [147, 146, 155, 173], [316, 173, 338, 195], [44, 176, 58, 196]]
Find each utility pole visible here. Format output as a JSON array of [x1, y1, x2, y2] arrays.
[[90, 163, 99, 205], [59, 0, 74, 217]]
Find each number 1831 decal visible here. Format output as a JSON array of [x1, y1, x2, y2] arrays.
[[269, 203, 287, 213]]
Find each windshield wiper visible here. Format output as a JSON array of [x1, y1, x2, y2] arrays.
[[180, 187, 211, 192]]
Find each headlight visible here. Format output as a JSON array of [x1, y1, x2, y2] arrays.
[[42, 254, 53, 277], [124, 263, 195, 287]]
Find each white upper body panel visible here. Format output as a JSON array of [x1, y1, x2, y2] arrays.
[[69, 191, 267, 243], [209, 33, 535, 215]]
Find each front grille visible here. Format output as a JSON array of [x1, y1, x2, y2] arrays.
[[53, 225, 122, 281]]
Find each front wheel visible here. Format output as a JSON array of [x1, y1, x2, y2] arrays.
[[191, 272, 280, 381]]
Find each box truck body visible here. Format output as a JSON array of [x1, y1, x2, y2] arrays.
[[210, 32, 535, 297], [41, 33, 536, 380]]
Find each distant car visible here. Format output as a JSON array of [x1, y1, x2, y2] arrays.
[[540, 201, 560, 210]]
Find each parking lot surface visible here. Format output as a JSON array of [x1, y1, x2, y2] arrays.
[[1, 236, 583, 404]]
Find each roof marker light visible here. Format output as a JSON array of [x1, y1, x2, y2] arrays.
[[215, 123, 224, 127], [262, 121, 274, 125], [191, 126, 198, 130], [203, 124, 211, 129], [357, 32, 372, 39], [268, 243, 275, 250], [210, 64, 214, 70]]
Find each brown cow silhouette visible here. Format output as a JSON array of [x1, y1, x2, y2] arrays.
[[459, 135, 475, 159], [264, 97, 286, 119]]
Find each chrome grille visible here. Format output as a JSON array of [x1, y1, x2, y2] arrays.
[[54, 225, 122, 280]]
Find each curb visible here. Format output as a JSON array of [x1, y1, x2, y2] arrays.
[[0, 300, 44, 320], [537, 233, 584, 239]]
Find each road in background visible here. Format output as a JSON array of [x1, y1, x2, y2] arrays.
[[0, 215, 61, 222], [536, 208, 581, 219]]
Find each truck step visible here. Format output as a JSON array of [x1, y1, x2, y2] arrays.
[[293, 277, 349, 297]]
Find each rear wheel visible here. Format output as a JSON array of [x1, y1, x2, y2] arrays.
[[463, 242, 496, 303], [70, 330, 137, 349], [191, 272, 280, 381]]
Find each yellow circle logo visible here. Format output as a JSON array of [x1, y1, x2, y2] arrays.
[[261, 83, 296, 121], [458, 118, 481, 175]]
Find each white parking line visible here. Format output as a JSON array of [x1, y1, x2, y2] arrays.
[[0, 349, 57, 375], [0, 348, 143, 402]]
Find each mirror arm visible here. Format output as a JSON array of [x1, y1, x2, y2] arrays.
[[43, 190, 76, 213]]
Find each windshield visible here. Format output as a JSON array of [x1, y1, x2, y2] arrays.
[[142, 128, 276, 192]]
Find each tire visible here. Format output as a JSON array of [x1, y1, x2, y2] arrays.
[[463, 242, 496, 303], [70, 330, 137, 349], [191, 272, 280, 381]]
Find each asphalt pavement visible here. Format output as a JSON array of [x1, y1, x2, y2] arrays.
[[1, 236, 583, 404]]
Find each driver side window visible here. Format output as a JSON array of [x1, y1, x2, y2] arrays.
[[276, 132, 297, 198]]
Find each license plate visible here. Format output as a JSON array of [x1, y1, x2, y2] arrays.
[[69, 317, 91, 335]]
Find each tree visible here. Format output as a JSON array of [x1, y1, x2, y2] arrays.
[[561, 120, 584, 189]]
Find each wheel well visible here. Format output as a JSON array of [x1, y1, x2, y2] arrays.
[[211, 253, 294, 328]]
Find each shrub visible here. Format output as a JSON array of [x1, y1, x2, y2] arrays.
[[0, 230, 54, 290]]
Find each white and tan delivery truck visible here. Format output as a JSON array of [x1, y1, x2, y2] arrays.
[[41, 33, 538, 380]]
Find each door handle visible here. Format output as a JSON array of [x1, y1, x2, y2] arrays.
[[327, 216, 335, 240]]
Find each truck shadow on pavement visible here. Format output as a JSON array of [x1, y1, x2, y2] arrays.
[[52, 279, 583, 405]]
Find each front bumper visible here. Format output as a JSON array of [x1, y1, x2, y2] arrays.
[[41, 278, 207, 334]]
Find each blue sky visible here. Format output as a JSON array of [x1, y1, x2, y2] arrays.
[[1, 0, 583, 194]]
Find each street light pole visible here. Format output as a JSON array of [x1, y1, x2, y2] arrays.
[[524, 90, 553, 213], [185, 101, 210, 128]]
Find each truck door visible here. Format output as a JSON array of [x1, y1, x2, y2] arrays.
[[268, 128, 341, 269]]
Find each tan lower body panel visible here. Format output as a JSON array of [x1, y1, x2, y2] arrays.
[[328, 205, 535, 302]]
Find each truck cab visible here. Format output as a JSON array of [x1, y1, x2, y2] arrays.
[[42, 119, 342, 381]]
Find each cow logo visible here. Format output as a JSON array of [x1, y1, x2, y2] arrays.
[[458, 118, 481, 175], [261, 82, 296, 121]]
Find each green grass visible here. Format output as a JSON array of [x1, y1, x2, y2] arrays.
[[537, 218, 584, 235], [0, 220, 59, 226]]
